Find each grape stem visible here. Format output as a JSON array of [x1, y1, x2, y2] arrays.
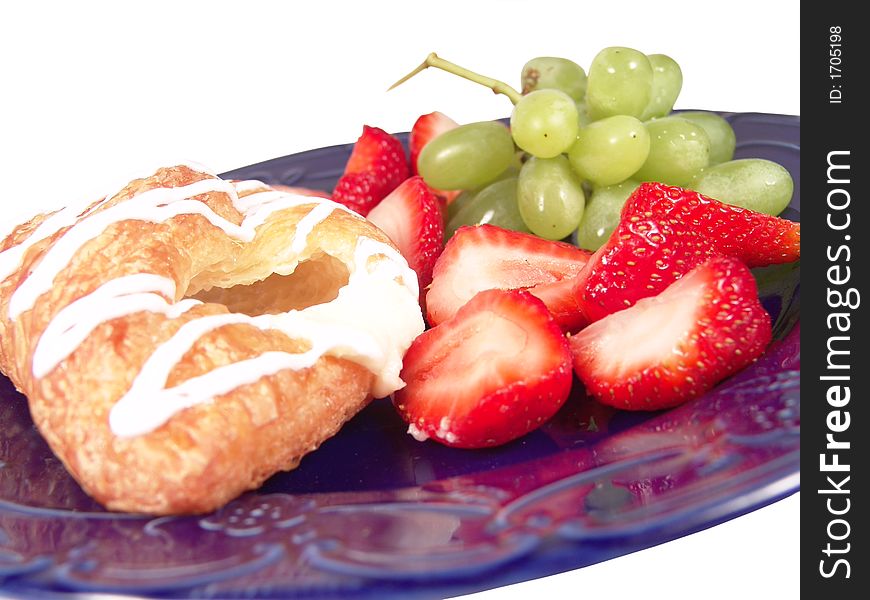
[[389, 52, 522, 105]]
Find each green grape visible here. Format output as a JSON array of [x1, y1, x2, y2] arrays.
[[692, 159, 794, 215], [640, 54, 683, 120], [567, 115, 650, 186], [517, 156, 586, 240], [447, 189, 478, 223], [678, 111, 736, 165], [510, 89, 579, 158], [521, 56, 588, 102], [633, 117, 711, 186], [586, 47, 653, 120], [576, 101, 591, 127], [574, 180, 641, 251], [446, 164, 521, 223], [418, 121, 514, 190], [446, 178, 531, 238]]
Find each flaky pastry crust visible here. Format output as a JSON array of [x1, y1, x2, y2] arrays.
[[0, 166, 421, 515]]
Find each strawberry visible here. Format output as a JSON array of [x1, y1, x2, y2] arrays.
[[331, 172, 384, 216], [332, 126, 409, 216], [394, 288, 573, 448], [344, 125, 409, 179], [574, 207, 716, 323], [367, 176, 445, 297], [570, 256, 772, 411], [427, 225, 592, 331], [573, 182, 801, 323], [409, 111, 459, 175], [629, 182, 801, 268]]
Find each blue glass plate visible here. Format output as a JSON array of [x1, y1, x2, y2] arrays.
[[0, 112, 799, 599]]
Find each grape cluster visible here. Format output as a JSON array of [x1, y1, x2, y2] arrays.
[[402, 49, 794, 249]]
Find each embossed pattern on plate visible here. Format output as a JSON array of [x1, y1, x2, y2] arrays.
[[0, 113, 800, 599]]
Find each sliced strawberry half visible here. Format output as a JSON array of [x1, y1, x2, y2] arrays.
[[395, 288, 573, 448], [409, 111, 459, 175], [332, 126, 410, 216], [427, 225, 592, 331], [367, 176, 445, 298], [574, 181, 801, 323], [631, 182, 800, 267], [570, 255, 772, 411]]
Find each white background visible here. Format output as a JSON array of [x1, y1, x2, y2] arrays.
[[1, 1, 800, 598]]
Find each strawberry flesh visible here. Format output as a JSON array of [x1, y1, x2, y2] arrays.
[[570, 255, 772, 410], [427, 224, 591, 331], [395, 288, 573, 448], [367, 176, 445, 298]]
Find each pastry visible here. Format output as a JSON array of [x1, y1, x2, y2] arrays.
[[0, 164, 424, 515]]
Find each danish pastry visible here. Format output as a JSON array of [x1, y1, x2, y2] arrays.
[[0, 164, 425, 515]]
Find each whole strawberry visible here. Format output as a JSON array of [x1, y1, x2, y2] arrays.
[[332, 126, 409, 216]]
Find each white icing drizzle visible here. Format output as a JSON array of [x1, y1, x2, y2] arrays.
[[95, 160, 219, 217], [240, 193, 320, 232], [8, 178, 241, 320], [108, 313, 378, 437], [0, 204, 84, 283], [31, 274, 200, 379], [18, 173, 424, 438], [0, 162, 216, 284], [234, 187, 359, 232], [234, 189, 292, 213], [289, 203, 336, 254], [108, 232, 422, 438], [112, 351, 323, 437]]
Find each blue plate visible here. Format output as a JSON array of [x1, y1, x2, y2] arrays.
[[0, 112, 799, 599]]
